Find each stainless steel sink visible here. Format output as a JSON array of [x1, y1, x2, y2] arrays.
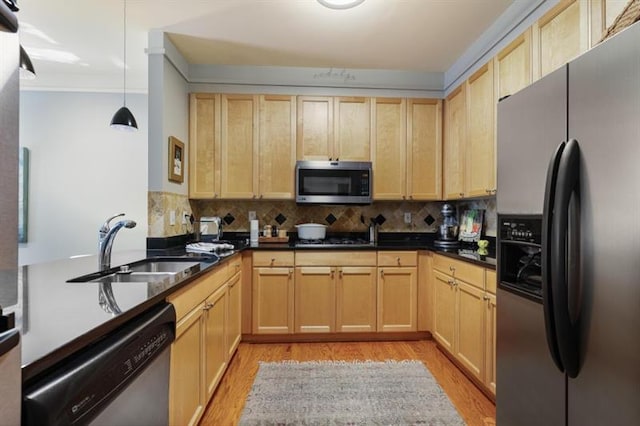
[[68, 257, 211, 283]]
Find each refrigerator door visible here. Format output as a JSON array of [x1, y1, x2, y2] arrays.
[[497, 289, 565, 426], [566, 24, 640, 425], [496, 66, 567, 214]]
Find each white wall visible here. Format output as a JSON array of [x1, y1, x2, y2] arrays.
[[18, 91, 148, 265]]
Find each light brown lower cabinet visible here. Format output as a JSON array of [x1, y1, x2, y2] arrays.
[[294, 267, 336, 333], [377, 251, 418, 332], [167, 256, 242, 426], [252, 251, 295, 334], [432, 254, 497, 395], [336, 266, 377, 332]]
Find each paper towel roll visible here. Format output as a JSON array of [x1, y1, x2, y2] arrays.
[[250, 220, 259, 242]]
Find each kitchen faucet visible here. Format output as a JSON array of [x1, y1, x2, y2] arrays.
[[98, 213, 136, 271]]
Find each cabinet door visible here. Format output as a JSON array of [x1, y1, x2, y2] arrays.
[[203, 285, 227, 400], [189, 94, 220, 199], [407, 98, 442, 200], [296, 96, 334, 160], [221, 94, 258, 198], [377, 267, 417, 332], [456, 280, 485, 381], [484, 292, 497, 395], [466, 62, 496, 197], [258, 95, 296, 199], [226, 271, 242, 360], [494, 29, 532, 101], [443, 84, 466, 199], [590, 0, 629, 46], [372, 97, 406, 200], [334, 97, 371, 161], [532, 0, 590, 79], [336, 266, 377, 332], [433, 270, 456, 353], [169, 306, 204, 426], [295, 267, 336, 333], [252, 267, 294, 334]]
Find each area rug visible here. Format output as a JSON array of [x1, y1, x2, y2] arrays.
[[239, 360, 465, 425]]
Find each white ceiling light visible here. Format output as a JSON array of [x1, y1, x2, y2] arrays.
[[317, 0, 365, 10]]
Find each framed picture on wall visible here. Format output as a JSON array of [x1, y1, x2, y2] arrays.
[[168, 136, 184, 183]]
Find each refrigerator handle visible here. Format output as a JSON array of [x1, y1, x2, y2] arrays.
[[542, 141, 566, 372], [552, 138, 581, 378]]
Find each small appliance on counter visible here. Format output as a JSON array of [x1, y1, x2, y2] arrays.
[[434, 204, 459, 248], [195, 216, 223, 241]]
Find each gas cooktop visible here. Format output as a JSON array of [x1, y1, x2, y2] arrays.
[[294, 237, 373, 248]]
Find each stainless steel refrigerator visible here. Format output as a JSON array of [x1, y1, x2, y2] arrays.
[[496, 21, 640, 425], [0, 0, 22, 424]]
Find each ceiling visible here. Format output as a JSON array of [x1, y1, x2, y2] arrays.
[[17, 0, 513, 92]]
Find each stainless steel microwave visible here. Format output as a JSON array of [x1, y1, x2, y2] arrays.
[[295, 161, 372, 204]]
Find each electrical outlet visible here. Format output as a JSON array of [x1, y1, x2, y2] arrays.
[[169, 210, 176, 226], [248, 211, 256, 221], [404, 212, 411, 224], [181, 211, 188, 224]]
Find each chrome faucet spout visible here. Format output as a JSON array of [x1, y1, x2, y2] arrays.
[[98, 214, 136, 271]]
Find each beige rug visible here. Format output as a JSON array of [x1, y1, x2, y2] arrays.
[[239, 360, 465, 425]]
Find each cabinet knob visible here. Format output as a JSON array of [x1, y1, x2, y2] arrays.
[[380, 269, 385, 278], [449, 266, 455, 272], [396, 257, 401, 265], [339, 270, 343, 279], [259, 194, 264, 199], [252, 194, 256, 199], [491, 189, 497, 195], [447, 279, 454, 286], [214, 193, 218, 198], [203, 302, 214, 311], [271, 258, 275, 264], [409, 195, 413, 200], [483, 295, 490, 301], [289, 269, 293, 278], [459, 192, 464, 197], [402, 195, 406, 200], [331, 270, 335, 279], [486, 189, 492, 194]]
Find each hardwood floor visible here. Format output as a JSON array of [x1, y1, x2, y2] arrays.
[[200, 340, 496, 426]]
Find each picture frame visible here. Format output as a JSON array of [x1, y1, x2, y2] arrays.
[[458, 209, 484, 242], [168, 136, 185, 183]]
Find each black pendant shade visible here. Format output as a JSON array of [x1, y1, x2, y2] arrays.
[[19, 45, 36, 80], [111, 0, 137, 132], [110, 106, 138, 131]]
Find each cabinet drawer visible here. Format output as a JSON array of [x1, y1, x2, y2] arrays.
[[167, 267, 228, 320], [433, 254, 484, 289], [252, 251, 295, 267], [295, 251, 377, 266], [226, 255, 242, 278], [377, 251, 417, 267], [485, 269, 497, 294]]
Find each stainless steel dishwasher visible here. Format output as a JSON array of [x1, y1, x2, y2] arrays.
[[22, 303, 175, 426]]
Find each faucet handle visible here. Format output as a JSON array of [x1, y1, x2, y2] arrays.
[[99, 213, 125, 236]]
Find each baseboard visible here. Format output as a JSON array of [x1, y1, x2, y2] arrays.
[[242, 331, 431, 344], [434, 342, 496, 403]]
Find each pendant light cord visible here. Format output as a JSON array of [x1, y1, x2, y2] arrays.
[[123, 0, 127, 107]]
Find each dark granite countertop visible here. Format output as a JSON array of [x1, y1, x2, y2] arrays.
[[9, 249, 234, 385], [10, 232, 494, 385], [242, 232, 496, 269]]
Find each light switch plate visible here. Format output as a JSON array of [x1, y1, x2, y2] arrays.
[[404, 212, 411, 224], [249, 211, 256, 221], [169, 210, 176, 226]]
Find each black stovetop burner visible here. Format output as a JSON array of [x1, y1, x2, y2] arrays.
[[295, 237, 372, 247]]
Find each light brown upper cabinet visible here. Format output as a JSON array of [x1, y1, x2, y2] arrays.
[[296, 96, 334, 160], [443, 84, 466, 200], [494, 28, 532, 100], [407, 98, 442, 200], [372, 98, 442, 201], [334, 97, 371, 161], [220, 94, 258, 199], [532, 0, 590, 80], [297, 96, 371, 161], [189, 93, 221, 199], [372, 97, 406, 200], [466, 61, 496, 198], [258, 95, 296, 199], [590, 0, 629, 46]]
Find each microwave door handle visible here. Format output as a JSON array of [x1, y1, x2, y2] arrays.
[[551, 138, 581, 378], [542, 141, 565, 373]]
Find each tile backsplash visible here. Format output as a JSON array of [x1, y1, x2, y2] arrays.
[[148, 191, 193, 237], [188, 198, 497, 237]]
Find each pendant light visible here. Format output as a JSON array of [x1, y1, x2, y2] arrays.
[[19, 45, 36, 80], [111, 0, 138, 131]]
